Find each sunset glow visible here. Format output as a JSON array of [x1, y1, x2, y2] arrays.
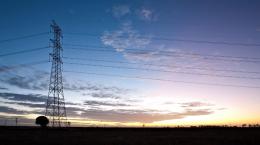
[[0, 0, 260, 127]]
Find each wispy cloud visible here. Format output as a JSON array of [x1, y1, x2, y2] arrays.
[[0, 92, 46, 114], [101, 27, 181, 63], [111, 5, 130, 18], [80, 108, 213, 123], [1, 71, 49, 90], [80, 97, 216, 123], [122, 44, 174, 62], [84, 100, 131, 107], [1, 70, 130, 97], [104, 5, 223, 70], [0, 106, 28, 114], [100, 22, 167, 63], [0, 92, 79, 116], [0, 65, 11, 72], [0, 87, 8, 90], [180, 102, 214, 108], [101, 22, 151, 52], [0, 92, 47, 102], [88, 92, 122, 99], [100, 21, 187, 63], [65, 82, 129, 94], [137, 8, 158, 21], [64, 83, 100, 91], [110, 5, 157, 22], [0, 91, 217, 123]]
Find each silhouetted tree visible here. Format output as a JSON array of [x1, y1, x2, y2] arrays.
[[36, 116, 49, 127]]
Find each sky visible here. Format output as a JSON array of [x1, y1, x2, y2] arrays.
[[0, 0, 260, 127]]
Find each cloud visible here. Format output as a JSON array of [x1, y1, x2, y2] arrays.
[[64, 83, 100, 91], [1, 71, 49, 90], [121, 44, 220, 72], [82, 89, 140, 108], [101, 27, 179, 63], [101, 22, 151, 52], [0, 92, 80, 116], [89, 92, 121, 99], [0, 92, 47, 102], [137, 8, 157, 21], [0, 91, 217, 123], [0, 65, 11, 72], [12, 102, 45, 108], [112, 5, 130, 18], [80, 108, 213, 123], [80, 99, 215, 123], [104, 5, 222, 70], [0, 92, 46, 115], [7, 88, 218, 124], [122, 47, 165, 62], [0, 106, 28, 114], [101, 23, 185, 63], [64, 82, 129, 94], [1, 69, 130, 96], [0, 100, 214, 123], [0, 87, 8, 90], [0, 92, 78, 108], [84, 100, 131, 107], [181, 102, 214, 108]]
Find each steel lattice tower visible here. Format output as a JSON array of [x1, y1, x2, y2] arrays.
[[45, 20, 67, 127]]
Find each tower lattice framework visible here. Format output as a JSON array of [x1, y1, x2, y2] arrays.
[[45, 20, 67, 127]]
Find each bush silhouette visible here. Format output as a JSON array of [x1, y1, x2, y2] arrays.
[[36, 116, 49, 127]]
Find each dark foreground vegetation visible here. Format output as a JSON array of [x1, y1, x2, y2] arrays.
[[0, 126, 260, 145]]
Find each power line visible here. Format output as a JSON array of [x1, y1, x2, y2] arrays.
[[0, 46, 49, 57], [64, 70, 260, 89], [0, 32, 49, 44], [63, 57, 260, 74], [64, 43, 260, 60], [63, 32, 260, 47], [64, 46, 260, 63], [63, 61, 260, 80]]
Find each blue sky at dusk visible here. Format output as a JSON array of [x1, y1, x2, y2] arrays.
[[0, 0, 260, 126]]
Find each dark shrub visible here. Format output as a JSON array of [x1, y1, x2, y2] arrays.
[[36, 116, 49, 127]]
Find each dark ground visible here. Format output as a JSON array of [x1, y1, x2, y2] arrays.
[[0, 126, 260, 145]]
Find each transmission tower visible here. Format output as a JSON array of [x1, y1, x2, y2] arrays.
[[45, 20, 67, 127]]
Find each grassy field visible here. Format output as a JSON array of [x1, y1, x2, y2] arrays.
[[0, 126, 260, 145]]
